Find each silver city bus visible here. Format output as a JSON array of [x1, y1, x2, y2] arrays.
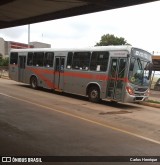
[[9, 46, 152, 103]]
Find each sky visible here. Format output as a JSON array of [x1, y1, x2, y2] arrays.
[[0, 1, 160, 53]]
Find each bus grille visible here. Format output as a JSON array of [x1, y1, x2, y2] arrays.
[[135, 88, 147, 92], [135, 93, 145, 96], [135, 97, 144, 101]]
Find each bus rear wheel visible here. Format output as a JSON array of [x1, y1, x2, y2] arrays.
[[30, 76, 38, 89], [88, 86, 100, 103]]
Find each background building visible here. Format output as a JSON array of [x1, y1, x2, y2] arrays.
[[0, 38, 5, 58], [30, 42, 51, 48], [0, 37, 51, 58]]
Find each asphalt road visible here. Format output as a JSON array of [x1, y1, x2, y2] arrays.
[[0, 79, 160, 164]]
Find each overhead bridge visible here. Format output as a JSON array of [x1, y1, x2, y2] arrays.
[[0, 0, 159, 29]]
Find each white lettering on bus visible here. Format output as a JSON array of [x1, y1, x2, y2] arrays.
[[135, 50, 150, 60]]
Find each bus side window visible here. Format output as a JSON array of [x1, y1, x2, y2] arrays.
[[27, 52, 33, 66], [44, 52, 54, 67], [72, 52, 91, 70], [90, 51, 109, 72], [10, 52, 18, 65], [33, 52, 44, 67], [66, 52, 73, 69]]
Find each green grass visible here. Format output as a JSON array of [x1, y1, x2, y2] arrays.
[[146, 100, 160, 104]]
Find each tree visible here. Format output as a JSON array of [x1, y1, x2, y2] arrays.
[[95, 34, 130, 46], [0, 57, 9, 66], [2, 57, 9, 66]]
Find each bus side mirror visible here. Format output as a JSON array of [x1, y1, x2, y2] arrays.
[[148, 63, 153, 80]]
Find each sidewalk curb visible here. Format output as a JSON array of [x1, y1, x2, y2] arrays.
[[139, 101, 160, 108]]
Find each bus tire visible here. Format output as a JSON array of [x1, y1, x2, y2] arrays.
[[30, 76, 38, 89], [88, 86, 100, 103]]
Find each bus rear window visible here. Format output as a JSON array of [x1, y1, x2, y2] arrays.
[[10, 52, 18, 64]]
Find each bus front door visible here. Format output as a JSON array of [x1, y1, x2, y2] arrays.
[[18, 56, 26, 83], [54, 57, 65, 91], [107, 58, 127, 101]]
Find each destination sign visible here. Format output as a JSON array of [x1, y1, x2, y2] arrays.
[[132, 48, 152, 61]]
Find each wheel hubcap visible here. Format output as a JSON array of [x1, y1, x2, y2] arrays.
[[91, 90, 98, 99], [32, 79, 36, 88]]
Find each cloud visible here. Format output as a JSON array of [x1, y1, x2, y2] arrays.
[[0, 26, 27, 41]]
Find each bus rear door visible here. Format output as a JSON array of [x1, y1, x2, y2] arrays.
[[54, 56, 65, 91], [107, 57, 127, 101]]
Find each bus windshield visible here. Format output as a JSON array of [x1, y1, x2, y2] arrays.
[[129, 57, 152, 86]]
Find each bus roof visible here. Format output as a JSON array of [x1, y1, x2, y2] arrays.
[[10, 45, 151, 55], [10, 45, 133, 52]]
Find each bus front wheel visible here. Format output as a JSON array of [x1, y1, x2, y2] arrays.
[[30, 76, 38, 89], [88, 86, 100, 103]]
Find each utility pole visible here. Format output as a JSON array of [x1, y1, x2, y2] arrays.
[[28, 24, 30, 48]]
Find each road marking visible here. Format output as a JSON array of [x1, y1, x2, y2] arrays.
[[1, 92, 160, 145]]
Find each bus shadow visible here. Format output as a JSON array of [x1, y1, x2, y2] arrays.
[[61, 92, 139, 110], [16, 84, 140, 110], [53, 90, 140, 110], [100, 100, 140, 110], [16, 84, 53, 93]]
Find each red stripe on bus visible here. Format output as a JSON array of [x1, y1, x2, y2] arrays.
[[26, 67, 57, 89], [26, 67, 109, 81], [63, 72, 93, 79], [63, 72, 109, 81], [26, 67, 55, 74], [25, 67, 129, 89]]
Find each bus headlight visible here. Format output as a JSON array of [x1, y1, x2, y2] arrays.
[[126, 86, 134, 95], [145, 89, 150, 96]]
